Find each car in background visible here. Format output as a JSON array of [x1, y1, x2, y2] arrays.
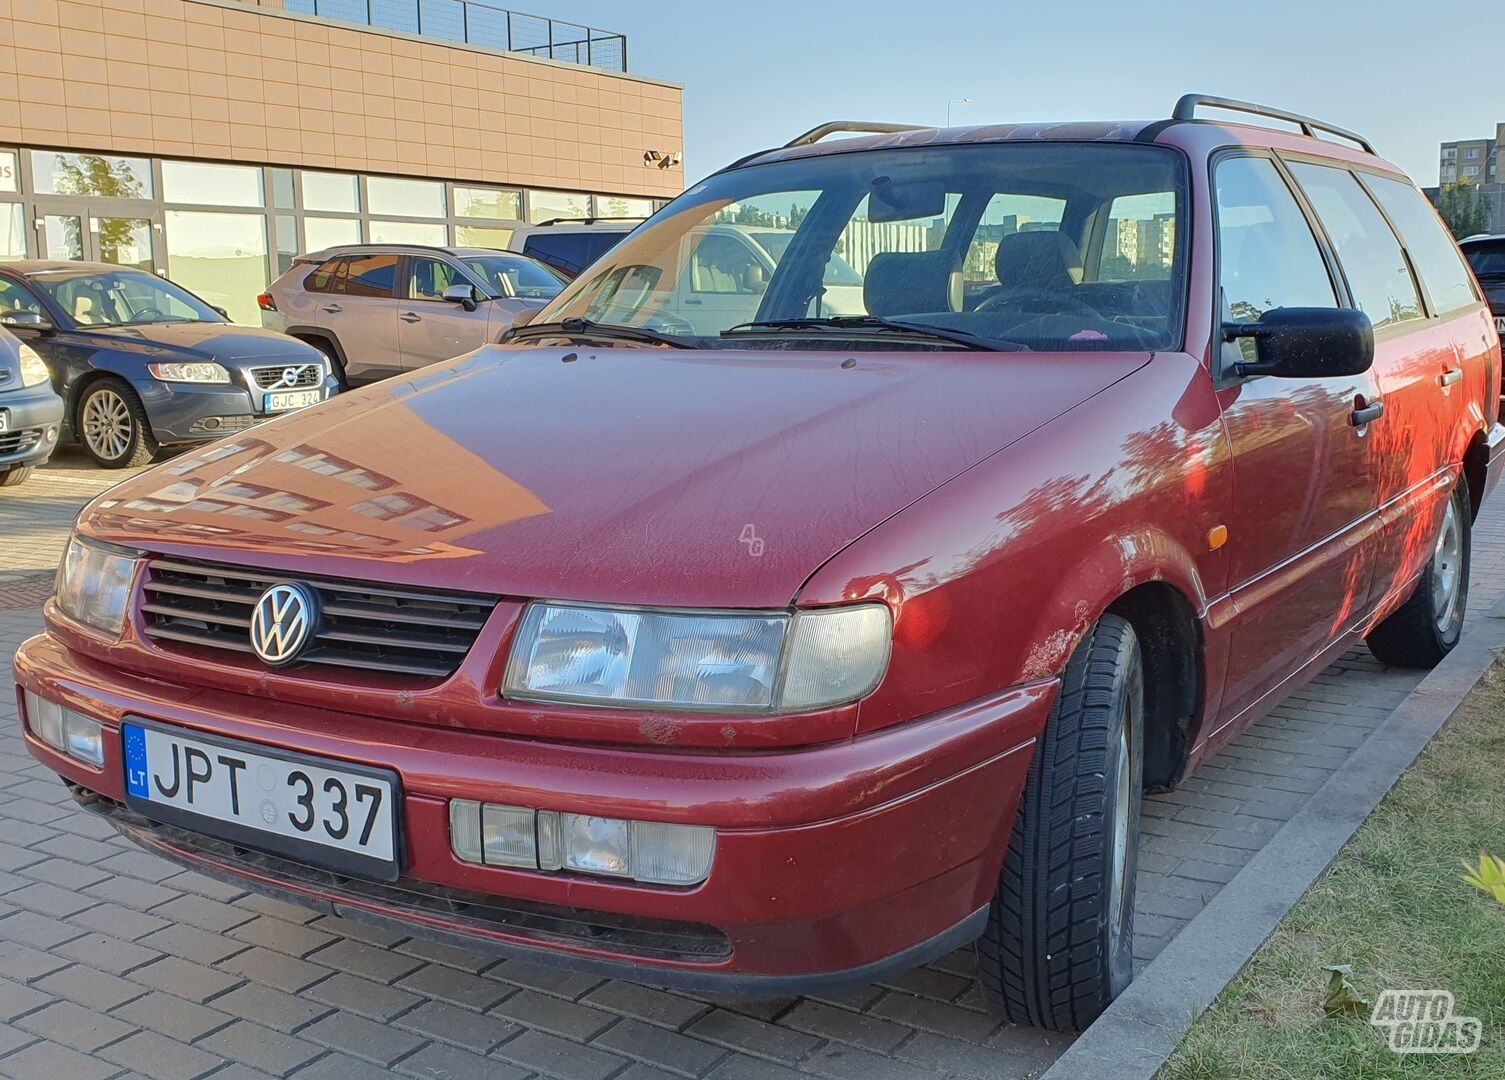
[[1460, 234, 1505, 339], [505, 218, 643, 279], [0, 325, 64, 487], [260, 245, 566, 386], [0, 263, 337, 469]]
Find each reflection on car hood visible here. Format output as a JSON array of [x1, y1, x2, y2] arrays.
[[81, 345, 1150, 608], [76, 323, 325, 365]]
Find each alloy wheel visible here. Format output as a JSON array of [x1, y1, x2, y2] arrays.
[[1105, 722, 1132, 955], [1431, 498, 1462, 632], [82, 388, 133, 462]]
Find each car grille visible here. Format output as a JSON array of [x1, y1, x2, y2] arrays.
[[139, 556, 497, 681], [250, 364, 323, 390], [0, 428, 43, 456]]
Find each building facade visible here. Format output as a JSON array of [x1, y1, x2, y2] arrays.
[[0, 0, 684, 321]]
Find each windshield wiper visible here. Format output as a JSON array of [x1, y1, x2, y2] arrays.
[[721, 316, 1027, 352], [506, 317, 699, 349]]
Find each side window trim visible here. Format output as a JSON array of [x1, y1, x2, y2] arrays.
[[1208, 148, 1350, 384], [1349, 170, 1445, 319]]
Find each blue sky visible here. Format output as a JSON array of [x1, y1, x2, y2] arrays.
[[555, 0, 1493, 188]]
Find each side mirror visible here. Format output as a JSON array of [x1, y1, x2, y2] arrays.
[[211, 305, 230, 318], [742, 263, 768, 293], [442, 283, 478, 312], [0, 310, 53, 333], [1223, 307, 1374, 379], [511, 306, 538, 329]]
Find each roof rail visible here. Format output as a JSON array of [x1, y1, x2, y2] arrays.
[[1172, 94, 1375, 155], [532, 216, 647, 227], [783, 121, 926, 148]]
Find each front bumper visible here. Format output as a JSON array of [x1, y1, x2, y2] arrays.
[[0, 383, 65, 468], [133, 375, 338, 443], [14, 630, 1050, 990]]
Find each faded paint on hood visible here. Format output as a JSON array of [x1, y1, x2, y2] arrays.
[[81, 345, 1150, 608]]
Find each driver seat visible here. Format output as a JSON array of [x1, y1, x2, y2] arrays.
[[994, 231, 1084, 293], [72, 293, 102, 325]]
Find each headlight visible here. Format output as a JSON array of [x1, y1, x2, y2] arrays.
[[55, 535, 141, 636], [146, 361, 230, 383], [18, 344, 50, 388], [504, 601, 891, 713]]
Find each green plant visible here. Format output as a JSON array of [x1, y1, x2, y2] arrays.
[[1463, 853, 1505, 905], [1436, 179, 1493, 240]]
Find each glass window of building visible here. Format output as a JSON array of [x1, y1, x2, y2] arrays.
[[303, 171, 361, 213], [454, 186, 521, 221], [528, 190, 592, 223], [32, 151, 154, 199], [272, 169, 296, 210], [368, 219, 446, 245], [164, 210, 269, 324], [275, 214, 298, 274], [595, 195, 654, 218], [0, 203, 24, 258], [98, 218, 154, 270], [42, 215, 85, 261], [305, 216, 361, 254], [454, 224, 516, 248], [0, 151, 17, 193], [366, 176, 445, 218], [162, 161, 264, 208]]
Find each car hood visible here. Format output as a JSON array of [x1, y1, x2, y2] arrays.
[[81, 345, 1149, 608], [73, 323, 324, 365]]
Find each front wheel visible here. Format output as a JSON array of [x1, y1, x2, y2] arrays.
[[77, 378, 159, 469], [1365, 479, 1470, 668], [977, 614, 1143, 1031], [0, 465, 35, 487]]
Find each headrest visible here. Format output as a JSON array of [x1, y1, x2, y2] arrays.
[[995, 231, 1083, 291], [862, 250, 963, 317]]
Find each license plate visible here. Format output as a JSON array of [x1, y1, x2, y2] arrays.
[[263, 388, 322, 413], [0, 411, 7, 432], [1495, 316, 1505, 333], [122, 720, 401, 880]]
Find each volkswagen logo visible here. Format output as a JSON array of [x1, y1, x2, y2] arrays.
[[249, 583, 317, 665]]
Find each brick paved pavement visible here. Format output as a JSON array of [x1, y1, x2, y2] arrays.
[[1, 459, 1502, 1080]]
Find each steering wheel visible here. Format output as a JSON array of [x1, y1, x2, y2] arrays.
[[976, 286, 1101, 319], [124, 306, 170, 325]]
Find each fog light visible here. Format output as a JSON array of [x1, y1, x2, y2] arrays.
[[45, 425, 59, 443], [449, 799, 483, 864], [23, 690, 104, 766], [24, 690, 64, 751], [482, 804, 538, 868], [631, 820, 717, 886], [560, 814, 632, 878]]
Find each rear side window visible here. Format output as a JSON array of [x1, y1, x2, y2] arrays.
[[1464, 240, 1505, 278], [304, 258, 344, 293], [1214, 156, 1337, 326], [1287, 162, 1423, 331], [1363, 175, 1480, 315], [342, 254, 399, 298], [522, 233, 624, 278]]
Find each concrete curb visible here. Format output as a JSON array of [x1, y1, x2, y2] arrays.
[[1041, 602, 1505, 1080]]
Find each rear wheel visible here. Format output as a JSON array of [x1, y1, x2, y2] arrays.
[[977, 614, 1143, 1031], [1365, 479, 1470, 668], [77, 378, 159, 469], [302, 337, 347, 390], [0, 465, 35, 487]]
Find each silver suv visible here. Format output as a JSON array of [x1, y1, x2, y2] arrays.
[[259, 245, 566, 386]]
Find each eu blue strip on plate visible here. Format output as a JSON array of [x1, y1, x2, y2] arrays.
[[123, 723, 150, 799]]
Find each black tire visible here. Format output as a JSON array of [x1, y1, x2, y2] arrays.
[[302, 337, 348, 390], [977, 614, 1144, 1031], [1365, 479, 1470, 668], [0, 465, 35, 487], [76, 377, 159, 469]]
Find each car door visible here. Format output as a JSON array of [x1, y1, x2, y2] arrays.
[[1211, 154, 1386, 724], [397, 256, 493, 370], [674, 230, 771, 335], [321, 253, 401, 385], [0, 274, 79, 402]]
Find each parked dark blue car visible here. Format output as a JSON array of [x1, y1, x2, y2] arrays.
[[0, 263, 338, 468], [0, 324, 65, 487]]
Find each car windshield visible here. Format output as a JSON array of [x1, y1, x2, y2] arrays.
[[462, 254, 567, 300], [1463, 240, 1505, 278], [29, 269, 220, 328], [535, 142, 1188, 351]]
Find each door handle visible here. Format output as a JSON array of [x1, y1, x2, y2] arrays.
[[321, 304, 342, 314], [683, 299, 704, 306], [1440, 368, 1463, 387], [1350, 399, 1385, 426], [400, 312, 422, 323]]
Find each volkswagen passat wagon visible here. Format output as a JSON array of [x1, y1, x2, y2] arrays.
[[17, 95, 1505, 1030]]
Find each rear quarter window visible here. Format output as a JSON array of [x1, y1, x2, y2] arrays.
[[303, 259, 343, 293], [1363, 175, 1481, 315]]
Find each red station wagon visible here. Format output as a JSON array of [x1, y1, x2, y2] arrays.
[[16, 95, 1505, 1031]]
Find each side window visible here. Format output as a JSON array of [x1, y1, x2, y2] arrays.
[[304, 258, 344, 294], [522, 234, 621, 279], [1097, 191, 1177, 282], [690, 233, 765, 294], [1364, 174, 1480, 315], [408, 257, 469, 302], [1287, 162, 1423, 331], [1215, 156, 1337, 332], [0, 278, 44, 318], [342, 254, 398, 298], [963, 194, 1067, 288]]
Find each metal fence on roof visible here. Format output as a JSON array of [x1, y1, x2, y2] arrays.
[[283, 0, 628, 72]]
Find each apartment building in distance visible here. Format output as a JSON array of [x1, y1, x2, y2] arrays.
[[0, 0, 684, 321]]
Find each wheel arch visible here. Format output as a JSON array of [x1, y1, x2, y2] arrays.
[[1462, 426, 1489, 521], [285, 327, 348, 382]]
